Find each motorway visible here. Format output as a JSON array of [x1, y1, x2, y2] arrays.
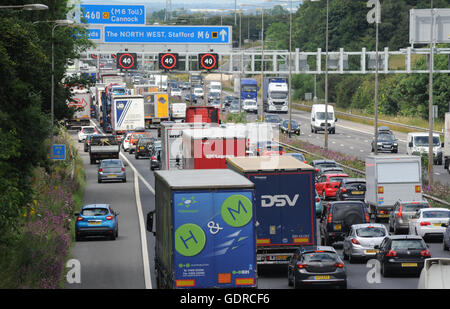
[[65, 100, 450, 289]]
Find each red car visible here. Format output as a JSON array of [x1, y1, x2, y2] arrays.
[[315, 173, 349, 200]]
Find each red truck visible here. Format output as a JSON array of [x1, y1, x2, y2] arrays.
[[185, 106, 220, 124], [182, 126, 247, 169]]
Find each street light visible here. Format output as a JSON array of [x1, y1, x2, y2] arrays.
[[0, 4, 48, 10]]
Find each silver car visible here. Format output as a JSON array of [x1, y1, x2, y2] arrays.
[[343, 223, 388, 263], [97, 159, 126, 183], [388, 200, 430, 234]]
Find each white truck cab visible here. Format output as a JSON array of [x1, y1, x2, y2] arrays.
[[406, 132, 443, 165], [311, 104, 337, 134]]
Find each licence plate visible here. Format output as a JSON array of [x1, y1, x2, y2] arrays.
[[276, 255, 289, 261], [88, 221, 101, 225], [108, 174, 117, 178], [433, 223, 442, 227], [140, 146, 144, 150], [314, 275, 330, 280], [378, 214, 389, 218], [401, 263, 418, 267], [365, 250, 378, 254], [352, 191, 364, 195], [334, 224, 342, 231]]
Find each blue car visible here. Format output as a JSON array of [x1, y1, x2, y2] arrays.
[[75, 204, 119, 241], [315, 190, 323, 218]]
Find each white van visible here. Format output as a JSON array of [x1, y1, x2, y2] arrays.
[[311, 104, 337, 134], [208, 81, 221, 94], [406, 132, 443, 165]]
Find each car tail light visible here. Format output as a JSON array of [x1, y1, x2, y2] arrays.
[[415, 185, 421, 193], [106, 215, 113, 220], [98, 168, 103, 172], [315, 168, 319, 173], [420, 221, 431, 226], [121, 167, 125, 172], [328, 212, 332, 223], [378, 186, 384, 194], [77, 217, 84, 222], [334, 263, 344, 268], [385, 250, 397, 257], [316, 197, 320, 203], [365, 212, 370, 223], [296, 263, 308, 269], [420, 250, 431, 257], [340, 187, 347, 193], [351, 238, 359, 245], [397, 205, 403, 218], [152, 156, 156, 161]]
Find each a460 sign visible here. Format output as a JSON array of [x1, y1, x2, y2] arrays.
[[117, 53, 137, 70], [158, 53, 179, 71], [198, 53, 218, 71]]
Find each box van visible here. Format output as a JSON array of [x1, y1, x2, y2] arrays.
[[311, 104, 337, 134], [406, 132, 443, 165]]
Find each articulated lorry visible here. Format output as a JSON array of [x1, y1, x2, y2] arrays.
[[227, 156, 316, 266], [66, 88, 92, 129], [365, 155, 423, 221], [263, 77, 288, 113], [110, 95, 145, 139], [147, 169, 257, 289], [142, 92, 170, 127]]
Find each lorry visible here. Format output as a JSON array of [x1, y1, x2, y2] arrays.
[[148, 74, 168, 91], [110, 95, 145, 140], [445, 113, 450, 173], [182, 126, 247, 170], [190, 73, 203, 86], [208, 81, 222, 94], [406, 132, 444, 165], [160, 122, 209, 170], [185, 106, 220, 124], [263, 77, 288, 113], [365, 155, 423, 222], [66, 88, 91, 129], [170, 102, 187, 121], [147, 169, 257, 289], [142, 92, 170, 127], [240, 78, 258, 102], [89, 134, 120, 164], [226, 156, 316, 265]]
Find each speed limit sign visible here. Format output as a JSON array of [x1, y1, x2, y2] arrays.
[[158, 53, 179, 71], [117, 53, 137, 70], [198, 53, 218, 71]]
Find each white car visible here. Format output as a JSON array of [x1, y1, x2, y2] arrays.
[[193, 87, 204, 98], [78, 126, 97, 142], [242, 99, 257, 113], [170, 87, 182, 97], [122, 133, 133, 152], [409, 208, 450, 240]]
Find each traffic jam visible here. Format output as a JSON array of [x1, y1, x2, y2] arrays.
[[69, 62, 450, 290]]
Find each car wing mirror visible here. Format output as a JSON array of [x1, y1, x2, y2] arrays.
[[374, 245, 379, 249]]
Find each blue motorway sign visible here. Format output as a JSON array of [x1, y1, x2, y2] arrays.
[[104, 26, 231, 44], [52, 144, 66, 161], [87, 29, 101, 40], [80, 4, 146, 25]]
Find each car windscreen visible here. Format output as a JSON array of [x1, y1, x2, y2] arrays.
[[356, 227, 386, 237], [414, 136, 441, 147], [391, 239, 426, 250], [316, 112, 334, 120], [329, 177, 347, 183], [402, 203, 429, 212], [91, 136, 117, 146], [83, 128, 95, 133], [101, 160, 122, 167], [377, 133, 395, 141], [422, 211, 450, 218], [270, 91, 288, 99], [303, 252, 338, 263], [81, 208, 109, 216], [332, 204, 363, 221], [345, 182, 366, 190]]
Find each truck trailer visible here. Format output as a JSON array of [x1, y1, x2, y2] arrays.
[[365, 155, 423, 221], [66, 88, 92, 129], [227, 156, 317, 265], [147, 169, 257, 289]]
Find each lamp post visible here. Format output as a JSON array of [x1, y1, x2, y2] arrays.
[[428, 0, 434, 185]]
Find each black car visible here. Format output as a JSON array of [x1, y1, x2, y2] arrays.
[[224, 95, 237, 106], [208, 92, 220, 102], [320, 201, 370, 246], [149, 141, 162, 170], [337, 178, 366, 201], [375, 235, 431, 277], [371, 131, 398, 153], [287, 246, 347, 289], [185, 93, 198, 103], [135, 137, 155, 159], [264, 114, 282, 125], [280, 119, 300, 135]]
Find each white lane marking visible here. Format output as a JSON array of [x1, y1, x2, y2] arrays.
[[134, 172, 152, 289]]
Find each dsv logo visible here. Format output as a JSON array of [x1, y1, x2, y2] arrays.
[[261, 194, 299, 207]]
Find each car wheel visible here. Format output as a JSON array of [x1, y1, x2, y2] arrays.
[[349, 253, 355, 264], [122, 177, 127, 183], [343, 249, 349, 260], [382, 262, 391, 278], [443, 239, 449, 251], [288, 270, 293, 287], [98, 178, 102, 183], [75, 234, 82, 241], [110, 231, 116, 240], [293, 278, 301, 289]]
